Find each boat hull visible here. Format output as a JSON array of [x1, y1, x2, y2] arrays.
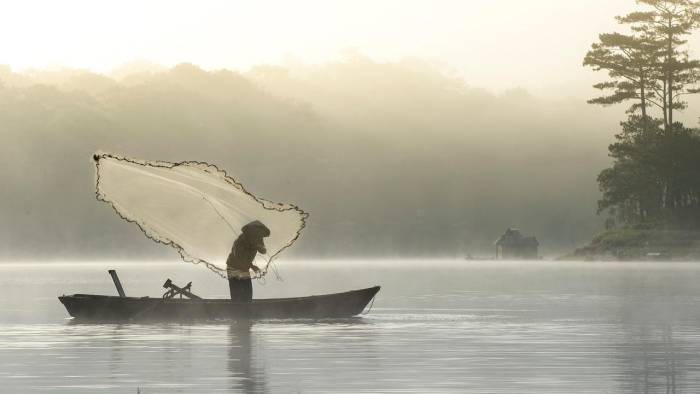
[[58, 286, 380, 321]]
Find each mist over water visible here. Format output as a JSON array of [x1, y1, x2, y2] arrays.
[[3, 260, 700, 393], [0, 59, 623, 262]]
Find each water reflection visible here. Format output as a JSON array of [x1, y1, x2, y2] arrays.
[[614, 324, 691, 394], [6, 262, 700, 393], [107, 324, 126, 387], [228, 321, 265, 394]]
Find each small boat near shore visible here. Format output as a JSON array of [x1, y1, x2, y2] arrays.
[[59, 271, 380, 321]]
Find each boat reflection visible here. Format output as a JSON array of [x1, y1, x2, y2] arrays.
[[225, 317, 372, 393]]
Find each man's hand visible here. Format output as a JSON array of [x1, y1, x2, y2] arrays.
[[251, 265, 261, 273], [253, 239, 267, 254]]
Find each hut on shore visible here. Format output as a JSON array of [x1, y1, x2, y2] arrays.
[[495, 228, 539, 259]]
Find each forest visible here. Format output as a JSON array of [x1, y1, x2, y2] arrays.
[[1, 57, 620, 260]]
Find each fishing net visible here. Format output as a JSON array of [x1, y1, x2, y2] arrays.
[[94, 152, 308, 279]]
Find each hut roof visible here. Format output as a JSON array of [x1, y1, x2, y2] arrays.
[[495, 228, 539, 246]]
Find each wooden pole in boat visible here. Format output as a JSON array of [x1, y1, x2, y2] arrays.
[[108, 269, 126, 298]]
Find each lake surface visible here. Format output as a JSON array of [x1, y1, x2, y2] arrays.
[[3, 260, 700, 393]]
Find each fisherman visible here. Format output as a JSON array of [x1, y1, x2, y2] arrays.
[[226, 220, 270, 302]]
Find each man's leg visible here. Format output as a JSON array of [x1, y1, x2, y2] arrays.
[[229, 277, 253, 302], [229, 277, 242, 301], [242, 278, 253, 302]]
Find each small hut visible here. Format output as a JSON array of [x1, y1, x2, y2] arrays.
[[495, 228, 539, 259]]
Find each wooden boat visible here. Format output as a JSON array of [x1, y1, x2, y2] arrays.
[[59, 274, 380, 321]]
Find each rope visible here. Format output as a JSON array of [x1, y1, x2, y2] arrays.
[[270, 260, 284, 282], [202, 196, 237, 234], [255, 260, 284, 284], [363, 294, 376, 315]]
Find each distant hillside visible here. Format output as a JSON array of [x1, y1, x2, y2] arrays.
[[0, 59, 618, 260]]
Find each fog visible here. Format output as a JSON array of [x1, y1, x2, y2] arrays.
[[0, 57, 628, 260], [4, 0, 693, 97]]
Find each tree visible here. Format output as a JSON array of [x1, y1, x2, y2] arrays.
[[597, 116, 700, 228], [587, 1, 700, 230], [597, 116, 664, 225], [617, 0, 700, 129], [584, 32, 661, 118]]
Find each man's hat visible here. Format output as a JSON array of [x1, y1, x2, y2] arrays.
[[241, 220, 271, 237]]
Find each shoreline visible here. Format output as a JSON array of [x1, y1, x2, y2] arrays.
[[561, 229, 700, 262]]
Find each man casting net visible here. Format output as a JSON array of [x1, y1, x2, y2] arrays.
[[93, 153, 308, 281]]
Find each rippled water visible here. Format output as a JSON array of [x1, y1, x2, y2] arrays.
[[3, 260, 700, 393]]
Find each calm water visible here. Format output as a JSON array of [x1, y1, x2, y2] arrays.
[[3, 260, 700, 393]]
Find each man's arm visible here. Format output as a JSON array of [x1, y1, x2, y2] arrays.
[[253, 239, 267, 254]]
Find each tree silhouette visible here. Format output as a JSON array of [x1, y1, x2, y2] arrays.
[[619, 0, 700, 128], [587, 0, 700, 229]]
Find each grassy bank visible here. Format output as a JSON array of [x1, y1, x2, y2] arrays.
[[562, 229, 700, 261]]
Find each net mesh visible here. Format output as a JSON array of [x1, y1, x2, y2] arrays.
[[94, 152, 308, 278]]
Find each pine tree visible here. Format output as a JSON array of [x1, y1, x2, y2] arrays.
[[618, 0, 700, 129], [587, 1, 700, 229], [584, 32, 661, 118]]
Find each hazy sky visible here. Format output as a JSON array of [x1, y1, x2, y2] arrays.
[[2, 0, 700, 97]]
